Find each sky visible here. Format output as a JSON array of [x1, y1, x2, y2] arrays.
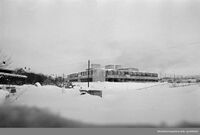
[[0, 0, 200, 75]]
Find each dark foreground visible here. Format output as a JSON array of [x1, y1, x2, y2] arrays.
[[0, 105, 200, 128]]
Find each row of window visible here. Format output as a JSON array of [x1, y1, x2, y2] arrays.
[[68, 73, 78, 78], [68, 70, 158, 79], [68, 70, 94, 78], [106, 71, 158, 77], [79, 70, 93, 76]]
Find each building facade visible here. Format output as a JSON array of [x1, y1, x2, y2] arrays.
[[0, 68, 27, 85], [67, 64, 158, 82]]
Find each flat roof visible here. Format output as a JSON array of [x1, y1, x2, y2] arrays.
[[0, 72, 27, 78], [0, 68, 14, 72]]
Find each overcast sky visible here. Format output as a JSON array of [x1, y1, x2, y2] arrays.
[[1, 0, 200, 75]]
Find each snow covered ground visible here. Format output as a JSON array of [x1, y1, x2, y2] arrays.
[[0, 90, 9, 104], [1, 82, 200, 126]]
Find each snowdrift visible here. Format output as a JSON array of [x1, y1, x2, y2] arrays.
[[3, 82, 200, 127], [0, 90, 9, 104]]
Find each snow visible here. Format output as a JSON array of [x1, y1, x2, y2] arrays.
[[2, 82, 200, 126], [34, 82, 41, 87], [0, 90, 9, 104], [0, 72, 27, 78]]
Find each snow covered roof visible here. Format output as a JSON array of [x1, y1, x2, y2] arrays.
[[0, 72, 27, 78]]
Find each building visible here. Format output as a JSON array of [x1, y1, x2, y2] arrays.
[[0, 68, 27, 85], [91, 64, 101, 69], [67, 64, 158, 82]]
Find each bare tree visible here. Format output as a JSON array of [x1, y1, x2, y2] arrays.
[[0, 50, 12, 68]]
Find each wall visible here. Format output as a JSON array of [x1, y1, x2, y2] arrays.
[[92, 69, 105, 82]]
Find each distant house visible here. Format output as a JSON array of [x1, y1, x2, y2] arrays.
[[0, 68, 27, 85]]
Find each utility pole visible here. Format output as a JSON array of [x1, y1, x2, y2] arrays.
[[63, 74, 65, 87], [174, 73, 176, 82], [88, 60, 90, 88]]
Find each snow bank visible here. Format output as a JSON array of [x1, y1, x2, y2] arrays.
[[6, 82, 200, 126], [35, 82, 41, 87], [0, 90, 9, 104]]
